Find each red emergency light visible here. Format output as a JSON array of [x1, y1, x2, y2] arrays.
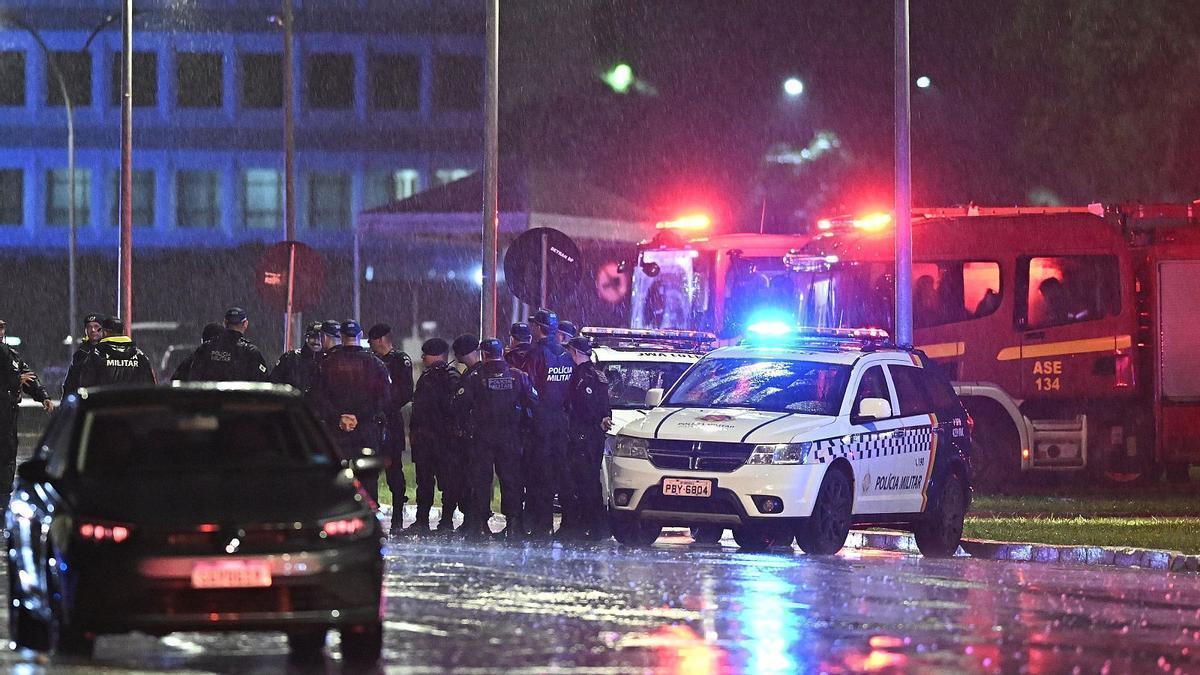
[[655, 213, 712, 231]]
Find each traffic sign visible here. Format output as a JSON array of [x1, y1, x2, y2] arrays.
[[503, 228, 582, 307], [255, 241, 326, 312]]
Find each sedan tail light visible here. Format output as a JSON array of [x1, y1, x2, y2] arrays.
[[320, 516, 368, 539], [78, 521, 133, 543]]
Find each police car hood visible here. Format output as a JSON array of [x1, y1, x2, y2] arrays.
[[607, 408, 648, 436], [634, 406, 835, 444]]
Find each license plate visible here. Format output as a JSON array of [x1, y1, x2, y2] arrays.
[[662, 478, 713, 498], [191, 560, 272, 589]]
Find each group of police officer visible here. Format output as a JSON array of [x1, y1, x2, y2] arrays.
[[53, 304, 610, 543]]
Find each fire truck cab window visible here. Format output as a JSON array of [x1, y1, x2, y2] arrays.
[[913, 261, 1001, 328], [1020, 256, 1120, 330]]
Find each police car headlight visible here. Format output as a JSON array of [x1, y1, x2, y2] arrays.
[[747, 442, 812, 465], [613, 435, 650, 460]]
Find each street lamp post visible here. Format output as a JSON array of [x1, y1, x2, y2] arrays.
[[117, 0, 134, 330], [1, 11, 118, 361], [894, 0, 913, 348], [282, 0, 297, 351], [480, 0, 499, 338]]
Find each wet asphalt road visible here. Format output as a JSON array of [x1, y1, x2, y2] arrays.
[[3, 512, 1200, 674]]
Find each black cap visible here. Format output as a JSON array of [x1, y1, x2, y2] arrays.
[[304, 321, 323, 338], [102, 316, 125, 333], [224, 307, 248, 323], [340, 320, 363, 337], [558, 320, 578, 339], [320, 320, 341, 337], [201, 322, 224, 342], [480, 338, 505, 359], [83, 313, 105, 326], [530, 308, 558, 331], [367, 323, 392, 341], [509, 322, 532, 340], [566, 335, 593, 356], [452, 334, 480, 358], [422, 337, 450, 357]]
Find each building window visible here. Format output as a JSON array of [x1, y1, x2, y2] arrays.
[[368, 53, 419, 111], [0, 52, 25, 106], [307, 172, 350, 230], [364, 169, 420, 209], [241, 53, 282, 109], [176, 52, 223, 108], [47, 52, 91, 107], [46, 168, 91, 226], [242, 169, 282, 229], [110, 51, 157, 107], [108, 170, 155, 227], [306, 53, 353, 109], [433, 55, 482, 111], [176, 170, 220, 228], [435, 169, 470, 185], [0, 170, 22, 225]]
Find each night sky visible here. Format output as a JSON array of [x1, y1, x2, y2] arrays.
[[500, 1, 1200, 231]]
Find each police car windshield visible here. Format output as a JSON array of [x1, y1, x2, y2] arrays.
[[76, 403, 335, 474], [664, 358, 851, 415], [601, 361, 693, 409]]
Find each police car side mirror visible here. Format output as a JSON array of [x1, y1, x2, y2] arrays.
[[645, 388, 664, 408], [854, 397, 892, 422]]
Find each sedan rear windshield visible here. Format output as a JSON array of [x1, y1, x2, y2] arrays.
[[664, 358, 850, 415], [77, 403, 334, 474]]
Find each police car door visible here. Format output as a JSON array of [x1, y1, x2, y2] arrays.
[[844, 362, 909, 515], [885, 362, 944, 514]]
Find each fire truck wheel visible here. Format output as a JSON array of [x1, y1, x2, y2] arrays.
[[968, 417, 1017, 494], [914, 472, 967, 558], [1165, 463, 1191, 484]]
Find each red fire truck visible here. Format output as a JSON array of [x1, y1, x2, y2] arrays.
[[628, 203, 1200, 490]]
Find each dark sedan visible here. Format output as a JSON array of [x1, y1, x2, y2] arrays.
[[5, 384, 385, 663]]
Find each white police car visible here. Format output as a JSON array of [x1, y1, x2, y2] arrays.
[[605, 327, 972, 555]]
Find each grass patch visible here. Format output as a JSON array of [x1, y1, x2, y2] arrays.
[[374, 462, 502, 511], [972, 493, 1200, 518], [964, 515, 1200, 554]]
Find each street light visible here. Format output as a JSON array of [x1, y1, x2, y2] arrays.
[[783, 77, 804, 97], [0, 10, 122, 361], [915, 75, 931, 89]]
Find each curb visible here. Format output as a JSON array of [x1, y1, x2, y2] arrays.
[[844, 529, 1200, 573]]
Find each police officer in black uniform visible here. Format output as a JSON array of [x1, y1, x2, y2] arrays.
[[76, 317, 156, 387], [318, 320, 341, 354], [170, 323, 224, 382], [405, 338, 461, 536], [455, 338, 538, 541], [271, 321, 324, 392], [563, 336, 613, 541], [523, 309, 576, 540], [0, 337, 24, 512], [451, 334, 483, 532], [505, 322, 534, 371], [367, 323, 414, 530], [307, 320, 390, 504], [557, 320, 579, 345], [186, 308, 271, 382], [61, 312, 106, 396]]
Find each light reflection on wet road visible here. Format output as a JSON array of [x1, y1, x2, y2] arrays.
[[4, 528, 1200, 673]]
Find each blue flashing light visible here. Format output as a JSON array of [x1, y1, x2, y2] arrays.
[[746, 319, 794, 338]]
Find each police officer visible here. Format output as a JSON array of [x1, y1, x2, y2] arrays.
[[0, 319, 54, 415], [76, 317, 156, 386], [563, 336, 612, 541], [186, 307, 271, 382], [170, 323, 224, 382], [367, 323, 414, 531], [0, 319, 54, 503], [308, 320, 391, 503], [319, 320, 342, 353], [505, 322, 534, 371], [557, 320, 579, 345], [455, 338, 538, 542], [62, 312, 106, 396], [271, 321, 324, 392], [523, 309, 575, 540], [451, 334, 484, 533], [405, 338, 461, 536]]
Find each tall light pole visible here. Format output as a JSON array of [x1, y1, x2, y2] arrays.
[[282, 0, 298, 350], [117, 0, 134, 330], [893, 0, 913, 348], [480, 0, 499, 338]]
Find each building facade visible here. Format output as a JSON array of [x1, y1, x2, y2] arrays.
[[0, 0, 483, 251]]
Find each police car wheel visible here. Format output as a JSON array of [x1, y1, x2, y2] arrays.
[[731, 524, 793, 551], [690, 526, 724, 545], [794, 468, 853, 556], [914, 472, 967, 558], [611, 518, 662, 547]]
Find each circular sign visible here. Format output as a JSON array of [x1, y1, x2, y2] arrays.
[[255, 241, 326, 312], [503, 228, 582, 307], [595, 261, 629, 304]]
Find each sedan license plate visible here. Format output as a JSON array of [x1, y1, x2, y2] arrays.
[[191, 560, 272, 589], [662, 478, 713, 498]]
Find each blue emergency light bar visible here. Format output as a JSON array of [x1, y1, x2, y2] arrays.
[[581, 327, 718, 352], [743, 323, 894, 350]]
